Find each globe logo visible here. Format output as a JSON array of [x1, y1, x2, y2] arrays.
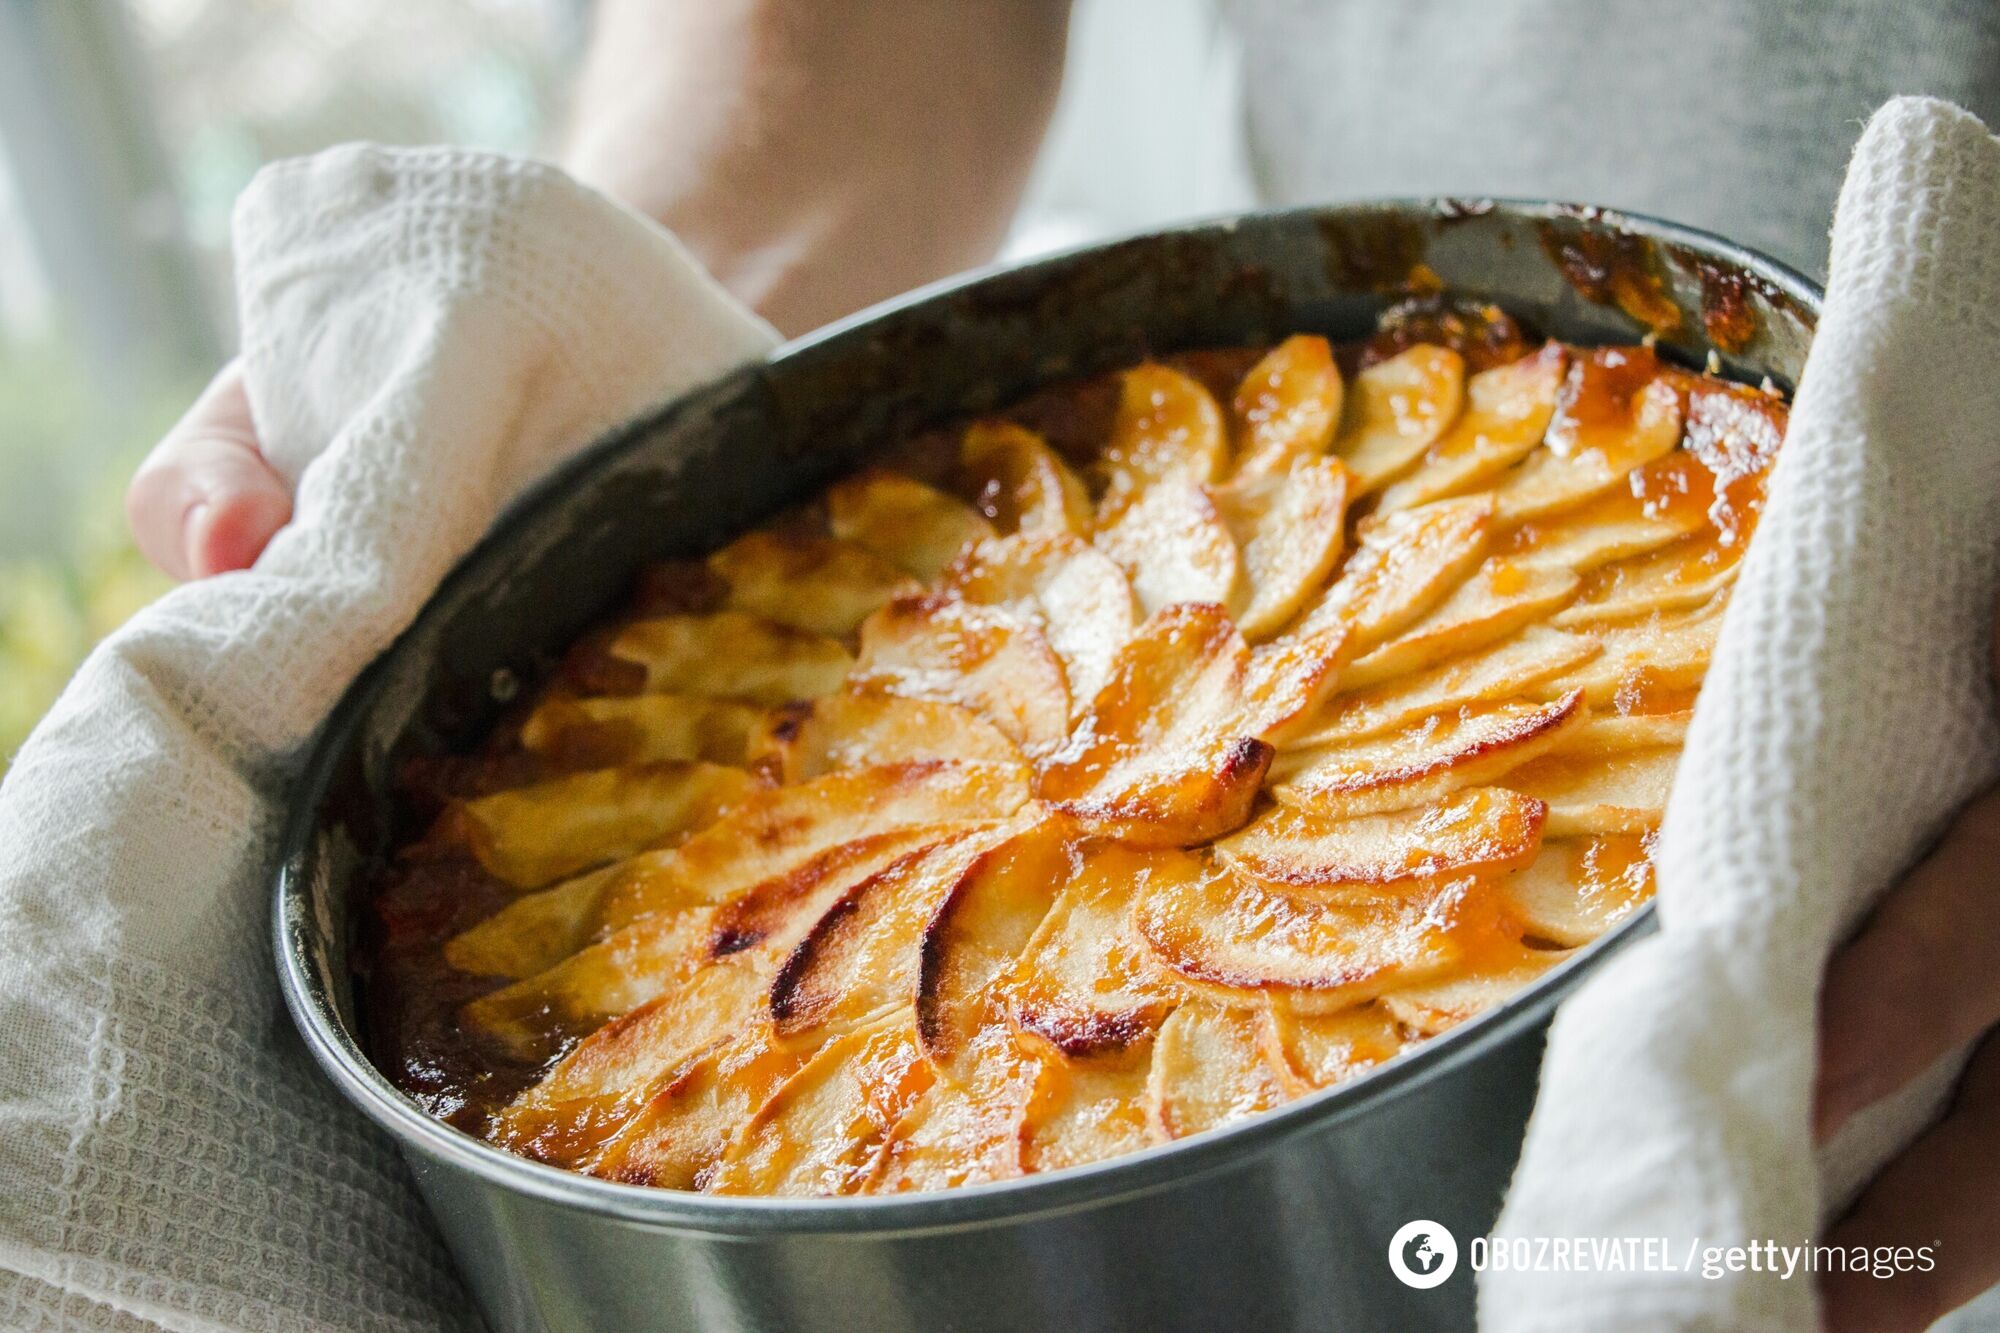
[[1387, 1219, 1459, 1289]]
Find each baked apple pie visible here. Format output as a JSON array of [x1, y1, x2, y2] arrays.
[[365, 308, 1785, 1195]]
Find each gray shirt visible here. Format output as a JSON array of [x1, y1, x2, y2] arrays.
[[1223, 0, 2000, 277]]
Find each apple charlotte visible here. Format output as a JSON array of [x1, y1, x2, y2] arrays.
[[365, 311, 1785, 1194]]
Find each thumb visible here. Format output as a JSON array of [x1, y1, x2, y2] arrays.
[[126, 360, 293, 580]]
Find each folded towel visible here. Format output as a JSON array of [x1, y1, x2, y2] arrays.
[[0, 146, 775, 1330], [1482, 96, 2000, 1331]]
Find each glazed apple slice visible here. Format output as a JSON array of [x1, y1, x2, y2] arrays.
[[1212, 455, 1351, 641], [1334, 344, 1467, 494], [1144, 998, 1288, 1141], [1229, 335, 1343, 478], [1502, 744, 1680, 837], [1374, 342, 1566, 512], [518, 693, 764, 768], [958, 419, 1094, 536], [1493, 349, 1684, 524], [825, 467, 996, 581], [1547, 711, 1691, 757], [1259, 998, 1406, 1096], [942, 531, 1140, 705], [1505, 452, 1719, 574], [709, 529, 921, 635], [1546, 598, 1724, 709], [593, 611, 854, 704], [746, 692, 1022, 784], [1289, 626, 1600, 749], [1093, 362, 1230, 519], [1134, 864, 1497, 1012], [861, 1024, 1049, 1193], [1092, 478, 1244, 617], [1498, 833, 1655, 946], [914, 812, 1074, 1075], [490, 956, 775, 1168], [1378, 940, 1574, 1036], [1554, 532, 1742, 627], [705, 1013, 935, 1196], [1288, 494, 1492, 650], [1338, 560, 1582, 690], [445, 861, 627, 979], [598, 759, 1033, 932], [585, 1028, 807, 1189], [1217, 787, 1547, 890], [1002, 842, 1192, 1055], [1236, 626, 1352, 746], [1039, 605, 1272, 847], [852, 593, 1072, 757], [461, 826, 959, 1054], [1274, 690, 1587, 820], [767, 826, 1018, 1041], [1019, 1041, 1157, 1173], [428, 761, 761, 889]]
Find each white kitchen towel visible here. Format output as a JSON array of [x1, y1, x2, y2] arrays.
[[0, 146, 776, 1330], [1481, 97, 2000, 1330]]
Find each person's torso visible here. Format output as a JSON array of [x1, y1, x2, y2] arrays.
[[1221, 0, 2000, 276]]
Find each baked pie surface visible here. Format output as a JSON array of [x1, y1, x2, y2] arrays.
[[365, 311, 1786, 1194]]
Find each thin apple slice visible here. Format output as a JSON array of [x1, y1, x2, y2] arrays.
[[709, 530, 921, 635], [1092, 478, 1243, 617], [1339, 560, 1582, 690], [914, 812, 1074, 1075], [852, 593, 1072, 756], [1260, 999, 1406, 1095], [1093, 362, 1229, 519], [586, 1028, 806, 1189], [518, 693, 763, 768], [768, 826, 1016, 1040], [1335, 344, 1467, 494], [1020, 1041, 1156, 1173], [959, 419, 1093, 536], [598, 759, 1032, 933], [599, 612, 854, 704], [1547, 711, 1691, 757], [458, 902, 722, 1060], [1544, 599, 1724, 710], [1003, 842, 1191, 1055], [1502, 744, 1680, 837], [1555, 532, 1742, 626], [1290, 627, 1600, 748], [462, 826, 958, 1056], [1230, 335, 1343, 478], [446, 861, 626, 979], [943, 532, 1140, 705], [1493, 349, 1683, 524], [1217, 787, 1547, 890], [861, 1024, 1048, 1193], [1375, 343, 1566, 512], [1379, 940, 1573, 1036], [1237, 627, 1351, 745], [1505, 451, 1718, 574], [1039, 604, 1272, 847], [826, 467, 995, 581], [1499, 834, 1656, 946], [705, 1013, 935, 1196], [1144, 998, 1288, 1141], [490, 956, 773, 1167], [1213, 455, 1351, 640], [434, 761, 761, 889], [1288, 495, 1492, 650], [1275, 690, 1587, 820], [1135, 865, 1497, 1013], [747, 692, 1021, 784]]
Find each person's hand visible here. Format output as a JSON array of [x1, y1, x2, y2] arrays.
[[1815, 605, 2000, 1331], [125, 360, 292, 580]]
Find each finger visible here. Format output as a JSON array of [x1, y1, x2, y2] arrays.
[[1820, 1031, 2000, 1333], [125, 361, 292, 580], [1815, 781, 2000, 1140]]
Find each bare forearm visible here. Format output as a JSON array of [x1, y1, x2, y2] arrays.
[[564, 0, 1070, 335]]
